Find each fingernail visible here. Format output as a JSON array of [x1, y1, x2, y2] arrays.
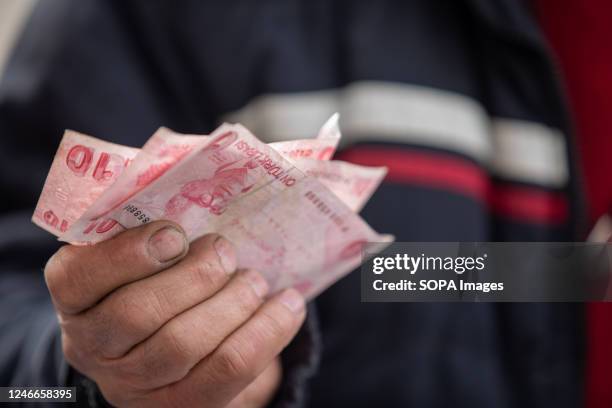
[[214, 236, 237, 274], [279, 289, 305, 313], [244, 269, 269, 298], [148, 226, 187, 262]]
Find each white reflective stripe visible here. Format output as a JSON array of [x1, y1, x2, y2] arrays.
[[223, 81, 569, 187], [225, 81, 492, 161], [491, 119, 568, 187], [224, 89, 339, 142], [0, 0, 38, 81], [340, 82, 492, 161]]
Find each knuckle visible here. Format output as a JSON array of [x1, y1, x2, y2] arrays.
[[161, 320, 197, 365], [193, 233, 235, 268], [147, 286, 172, 323], [44, 246, 84, 312], [212, 340, 256, 382], [233, 277, 264, 314], [114, 295, 157, 339], [100, 345, 177, 394], [187, 258, 227, 292], [44, 246, 72, 293], [44, 249, 62, 287], [54, 292, 82, 315], [101, 229, 152, 273], [114, 353, 159, 391], [105, 239, 136, 267], [116, 333, 191, 390], [257, 308, 294, 340]]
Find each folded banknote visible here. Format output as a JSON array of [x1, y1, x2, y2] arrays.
[[33, 115, 393, 299]]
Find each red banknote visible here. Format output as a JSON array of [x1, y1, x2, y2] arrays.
[[33, 115, 392, 299]]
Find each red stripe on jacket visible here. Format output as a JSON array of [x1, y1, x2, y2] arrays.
[[338, 146, 568, 225]]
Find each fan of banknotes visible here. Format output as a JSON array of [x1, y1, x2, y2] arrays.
[[32, 114, 393, 299]]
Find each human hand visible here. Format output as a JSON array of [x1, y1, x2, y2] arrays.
[[44, 221, 305, 407]]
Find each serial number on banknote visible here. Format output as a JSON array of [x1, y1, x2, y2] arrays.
[[123, 204, 151, 224]]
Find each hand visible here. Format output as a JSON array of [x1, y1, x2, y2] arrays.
[[44, 221, 306, 407]]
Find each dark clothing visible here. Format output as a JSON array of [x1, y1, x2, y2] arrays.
[[0, 1, 586, 407]]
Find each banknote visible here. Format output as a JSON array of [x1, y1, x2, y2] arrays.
[[32, 131, 139, 235], [57, 128, 211, 239], [36, 116, 339, 238], [58, 123, 391, 298], [293, 158, 387, 212], [34, 116, 392, 299], [54, 126, 380, 241], [62, 122, 340, 242], [211, 175, 392, 298], [270, 113, 340, 161], [59, 114, 349, 242], [60, 121, 374, 243]]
